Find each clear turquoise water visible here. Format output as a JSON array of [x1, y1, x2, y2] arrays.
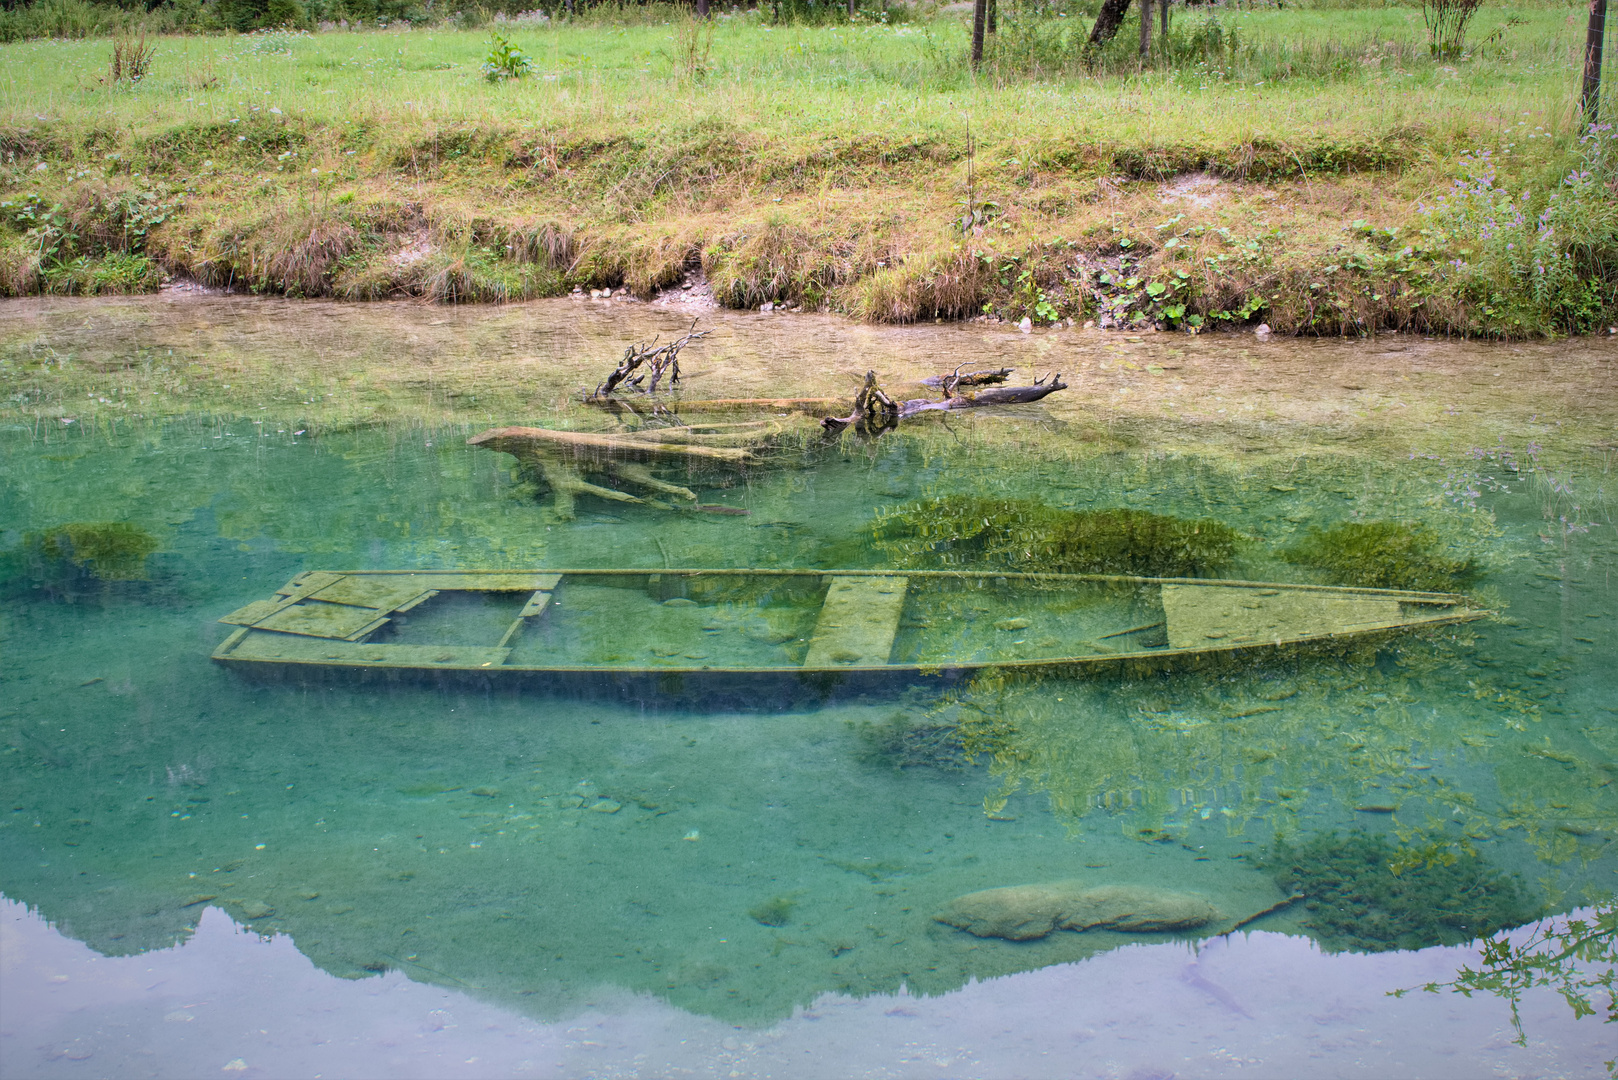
[[1, 298, 1615, 1061]]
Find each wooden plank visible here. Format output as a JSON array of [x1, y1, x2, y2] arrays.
[[307, 577, 436, 611], [275, 571, 343, 598], [219, 599, 291, 627], [1162, 584, 1404, 650], [225, 632, 509, 669], [803, 576, 908, 668], [251, 601, 392, 640], [518, 590, 554, 619], [337, 572, 561, 593]]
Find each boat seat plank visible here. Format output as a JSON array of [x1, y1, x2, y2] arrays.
[[251, 600, 392, 641], [227, 632, 509, 669], [308, 576, 437, 611], [1162, 584, 1403, 649], [275, 571, 344, 598], [803, 576, 909, 667]]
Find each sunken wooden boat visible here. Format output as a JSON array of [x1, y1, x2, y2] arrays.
[[212, 569, 1487, 689]]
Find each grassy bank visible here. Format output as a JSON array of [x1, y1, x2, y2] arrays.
[[2, 1, 1616, 335]]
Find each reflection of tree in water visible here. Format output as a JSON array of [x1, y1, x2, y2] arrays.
[[941, 626, 1617, 893], [1397, 899, 1617, 1077]]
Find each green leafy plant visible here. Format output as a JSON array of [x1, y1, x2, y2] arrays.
[[1396, 897, 1616, 1076], [25, 521, 159, 581], [748, 895, 796, 927], [482, 32, 531, 83]]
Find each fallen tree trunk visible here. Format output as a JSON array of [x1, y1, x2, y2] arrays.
[[920, 367, 1014, 389], [468, 426, 756, 464], [821, 371, 1067, 431], [899, 374, 1067, 416]]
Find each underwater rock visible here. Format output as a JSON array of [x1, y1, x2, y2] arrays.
[[994, 617, 1032, 631], [935, 882, 1223, 940], [591, 799, 622, 814], [238, 901, 274, 920]]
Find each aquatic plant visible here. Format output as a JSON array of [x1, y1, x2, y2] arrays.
[[1284, 520, 1478, 592], [872, 496, 1238, 578], [853, 712, 972, 772], [1261, 831, 1538, 953], [748, 895, 796, 927], [24, 520, 159, 581]]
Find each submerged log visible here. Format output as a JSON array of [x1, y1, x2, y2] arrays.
[[468, 426, 756, 464]]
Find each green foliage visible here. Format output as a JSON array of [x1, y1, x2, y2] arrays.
[[1419, 129, 1618, 335], [747, 895, 796, 927], [481, 32, 531, 83], [1397, 897, 1617, 1076], [852, 712, 971, 771], [1284, 520, 1478, 591], [1262, 831, 1538, 952], [24, 521, 160, 581], [873, 496, 1239, 578]]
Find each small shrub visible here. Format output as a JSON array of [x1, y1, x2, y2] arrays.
[[482, 32, 531, 82], [1423, 0, 1483, 61], [1284, 521, 1478, 592], [106, 32, 155, 86]]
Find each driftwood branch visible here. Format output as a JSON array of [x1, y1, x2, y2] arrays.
[[920, 366, 1014, 390], [587, 319, 711, 400], [821, 370, 1068, 431]]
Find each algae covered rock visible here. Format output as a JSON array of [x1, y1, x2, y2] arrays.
[[873, 496, 1238, 578], [935, 881, 1224, 940]]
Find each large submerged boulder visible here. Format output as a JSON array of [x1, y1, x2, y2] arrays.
[[935, 881, 1223, 941]]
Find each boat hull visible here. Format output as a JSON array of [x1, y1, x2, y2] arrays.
[[212, 569, 1487, 701]]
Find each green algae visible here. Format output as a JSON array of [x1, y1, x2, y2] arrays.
[[852, 712, 972, 772], [748, 896, 798, 928], [1284, 521, 1479, 592], [1261, 832, 1539, 953], [872, 496, 1239, 578], [9, 520, 159, 584]]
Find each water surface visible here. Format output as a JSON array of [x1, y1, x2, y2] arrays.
[[1, 296, 1615, 1074]]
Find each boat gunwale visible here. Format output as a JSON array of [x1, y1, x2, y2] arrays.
[[285, 567, 1472, 604]]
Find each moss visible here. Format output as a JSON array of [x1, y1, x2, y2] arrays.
[[852, 712, 970, 772], [28, 521, 159, 581], [1284, 520, 1478, 591], [872, 496, 1238, 577], [1260, 831, 1537, 952], [748, 896, 796, 927]]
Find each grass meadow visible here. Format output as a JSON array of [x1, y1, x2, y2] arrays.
[[1, 0, 1615, 334]]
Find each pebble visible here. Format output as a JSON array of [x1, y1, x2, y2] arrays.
[[181, 894, 218, 908], [591, 799, 622, 814], [239, 901, 274, 919], [663, 598, 697, 607], [994, 617, 1032, 631]]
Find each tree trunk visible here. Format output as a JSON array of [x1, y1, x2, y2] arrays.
[[1139, 0, 1152, 57], [1087, 0, 1133, 49], [1160, 0, 1168, 38], [1584, 0, 1608, 124], [848, 0, 855, 18], [696, 0, 709, 17], [971, 0, 987, 68]]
